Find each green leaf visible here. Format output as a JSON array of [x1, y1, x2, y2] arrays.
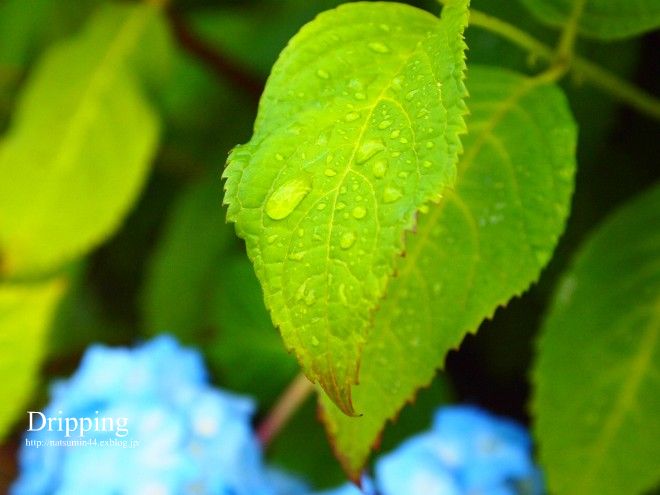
[[207, 257, 299, 407], [0, 0, 102, 69], [0, 279, 65, 440], [0, 3, 165, 277], [190, 0, 346, 77], [518, 0, 660, 40], [321, 66, 577, 476], [142, 176, 234, 336], [533, 184, 660, 495], [224, 0, 469, 415]]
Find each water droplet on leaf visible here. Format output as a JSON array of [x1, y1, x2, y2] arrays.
[[372, 160, 388, 178], [266, 177, 312, 220], [340, 232, 356, 249], [383, 187, 402, 203], [356, 140, 385, 164], [368, 41, 389, 53], [352, 206, 367, 219]]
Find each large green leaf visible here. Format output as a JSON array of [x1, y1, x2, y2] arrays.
[[207, 258, 299, 407], [142, 176, 234, 336], [224, 0, 469, 415], [190, 0, 345, 77], [0, 3, 165, 277], [518, 0, 660, 40], [533, 184, 660, 495], [321, 66, 577, 476], [0, 279, 65, 440]]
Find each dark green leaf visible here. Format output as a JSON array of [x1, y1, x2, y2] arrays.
[[533, 184, 660, 495]]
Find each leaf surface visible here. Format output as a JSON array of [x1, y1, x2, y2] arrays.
[[208, 258, 299, 406], [223, 0, 469, 414], [0, 280, 65, 440], [533, 184, 660, 495], [518, 0, 660, 40], [0, 3, 165, 276], [142, 176, 233, 336], [322, 66, 577, 476]]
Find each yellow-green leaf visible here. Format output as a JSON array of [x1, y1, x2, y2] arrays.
[[223, 0, 469, 415], [0, 279, 66, 440], [0, 3, 165, 276], [322, 66, 577, 476], [533, 184, 660, 495]]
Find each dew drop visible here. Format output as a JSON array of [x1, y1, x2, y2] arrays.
[[389, 129, 400, 139], [337, 202, 346, 210], [356, 140, 385, 164], [340, 232, 356, 249], [383, 187, 402, 203], [372, 160, 388, 178], [288, 251, 305, 261], [316, 69, 330, 79], [405, 89, 418, 101], [378, 120, 392, 130], [368, 41, 390, 53], [345, 112, 360, 122], [355, 92, 366, 100], [426, 141, 435, 149], [352, 206, 367, 219], [317, 203, 327, 210], [266, 177, 312, 220], [324, 168, 337, 177], [267, 235, 278, 244], [338, 284, 348, 305], [423, 160, 432, 168], [275, 153, 284, 161], [311, 336, 320, 346]]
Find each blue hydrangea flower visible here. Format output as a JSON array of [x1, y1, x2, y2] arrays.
[[376, 406, 543, 495], [313, 476, 376, 495], [320, 406, 543, 495], [12, 336, 306, 495]]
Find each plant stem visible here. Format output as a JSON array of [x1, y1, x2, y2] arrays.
[[469, 10, 553, 60], [467, 9, 660, 120], [556, 0, 588, 61], [257, 373, 315, 449], [166, 10, 264, 102]]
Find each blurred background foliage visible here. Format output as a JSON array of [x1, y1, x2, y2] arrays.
[[0, 0, 657, 491]]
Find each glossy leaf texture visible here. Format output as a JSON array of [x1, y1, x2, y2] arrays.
[[0, 3, 166, 277], [518, 0, 660, 40], [321, 66, 577, 477], [533, 184, 660, 495], [223, 0, 469, 415], [0, 280, 65, 440]]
